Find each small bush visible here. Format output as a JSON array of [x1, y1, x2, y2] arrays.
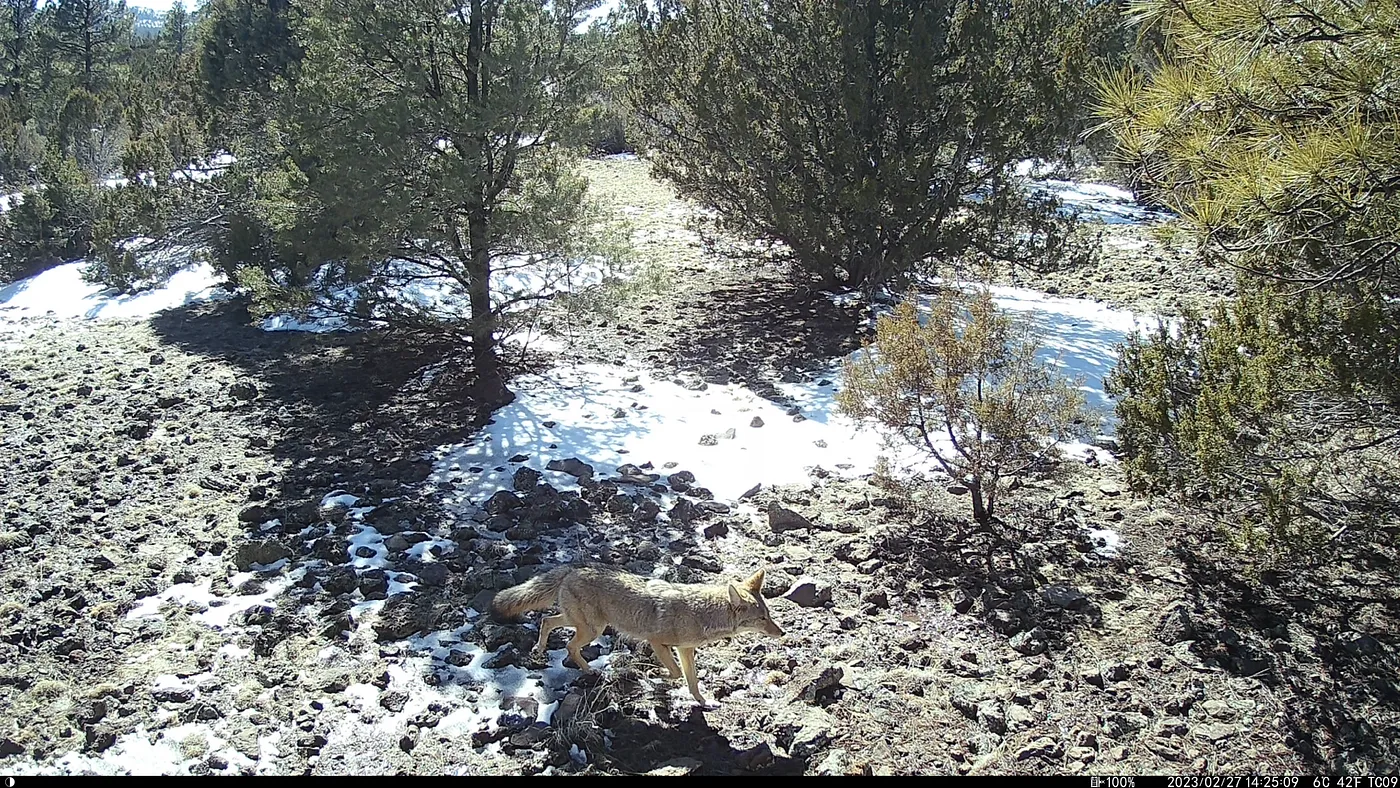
[[0, 153, 100, 280], [839, 289, 1094, 526]]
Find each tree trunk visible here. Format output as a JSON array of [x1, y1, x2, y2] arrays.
[[465, 212, 513, 410], [459, 0, 512, 411], [970, 480, 990, 525]]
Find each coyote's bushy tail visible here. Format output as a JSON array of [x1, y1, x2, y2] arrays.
[[489, 566, 571, 621]]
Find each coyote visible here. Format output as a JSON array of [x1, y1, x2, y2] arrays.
[[490, 565, 783, 705]]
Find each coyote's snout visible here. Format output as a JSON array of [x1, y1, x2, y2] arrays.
[[491, 565, 782, 705]]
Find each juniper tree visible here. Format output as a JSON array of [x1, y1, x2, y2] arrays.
[[265, 0, 616, 406], [1096, 0, 1400, 556], [630, 0, 1120, 292]]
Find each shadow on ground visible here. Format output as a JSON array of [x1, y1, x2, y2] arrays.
[[651, 275, 865, 400], [1175, 533, 1400, 773], [148, 296, 497, 551]]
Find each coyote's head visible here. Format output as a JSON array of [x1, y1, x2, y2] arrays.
[[729, 569, 784, 637]]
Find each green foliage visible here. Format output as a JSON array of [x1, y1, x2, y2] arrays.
[[630, 0, 1120, 291], [0, 0, 209, 284], [195, 0, 621, 402], [0, 150, 99, 278], [839, 289, 1093, 526], [51, 0, 133, 90], [1096, 0, 1400, 558], [577, 8, 637, 154], [1, 0, 40, 99], [198, 0, 303, 145], [0, 107, 44, 184], [56, 88, 128, 179]]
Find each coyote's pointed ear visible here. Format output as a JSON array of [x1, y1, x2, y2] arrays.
[[744, 569, 765, 594], [728, 583, 744, 606]]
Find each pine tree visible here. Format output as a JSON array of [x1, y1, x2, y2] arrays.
[[160, 2, 189, 59], [50, 0, 132, 91], [1, 0, 38, 99], [1097, 0, 1400, 556], [256, 0, 614, 406]]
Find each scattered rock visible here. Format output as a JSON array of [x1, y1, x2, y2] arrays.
[[1156, 603, 1197, 644], [698, 434, 719, 447], [412, 563, 449, 588], [635, 499, 661, 522], [1009, 629, 1049, 656], [1006, 703, 1037, 731], [702, 521, 730, 539], [816, 749, 850, 776], [228, 381, 259, 401], [668, 498, 702, 524], [1342, 633, 1384, 657], [782, 578, 832, 608], [606, 493, 636, 514], [1190, 723, 1236, 743], [236, 504, 274, 524], [85, 725, 117, 753], [233, 539, 290, 571], [485, 489, 523, 515], [373, 595, 442, 641], [737, 742, 775, 771], [512, 467, 541, 492], [773, 706, 835, 760], [791, 666, 844, 704], [1102, 711, 1150, 739], [152, 684, 196, 704], [949, 683, 997, 718], [681, 554, 722, 574], [750, 417, 764, 428], [1040, 584, 1088, 610], [861, 589, 889, 609], [768, 503, 814, 532], [977, 701, 1007, 733], [545, 457, 594, 480], [380, 691, 410, 713], [1016, 737, 1062, 761], [646, 757, 702, 776], [72, 700, 107, 727]]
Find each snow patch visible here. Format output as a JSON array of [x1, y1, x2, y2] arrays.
[[0, 260, 228, 336]]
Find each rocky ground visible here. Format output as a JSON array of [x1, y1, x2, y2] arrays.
[[1, 157, 1396, 776]]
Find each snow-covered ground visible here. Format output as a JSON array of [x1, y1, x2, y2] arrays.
[[1, 153, 238, 216], [260, 255, 625, 334], [429, 277, 1151, 517], [1016, 158, 1172, 225], [0, 259, 229, 342]]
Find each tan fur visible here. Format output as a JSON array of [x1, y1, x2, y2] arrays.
[[490, 565, 783, 705]]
